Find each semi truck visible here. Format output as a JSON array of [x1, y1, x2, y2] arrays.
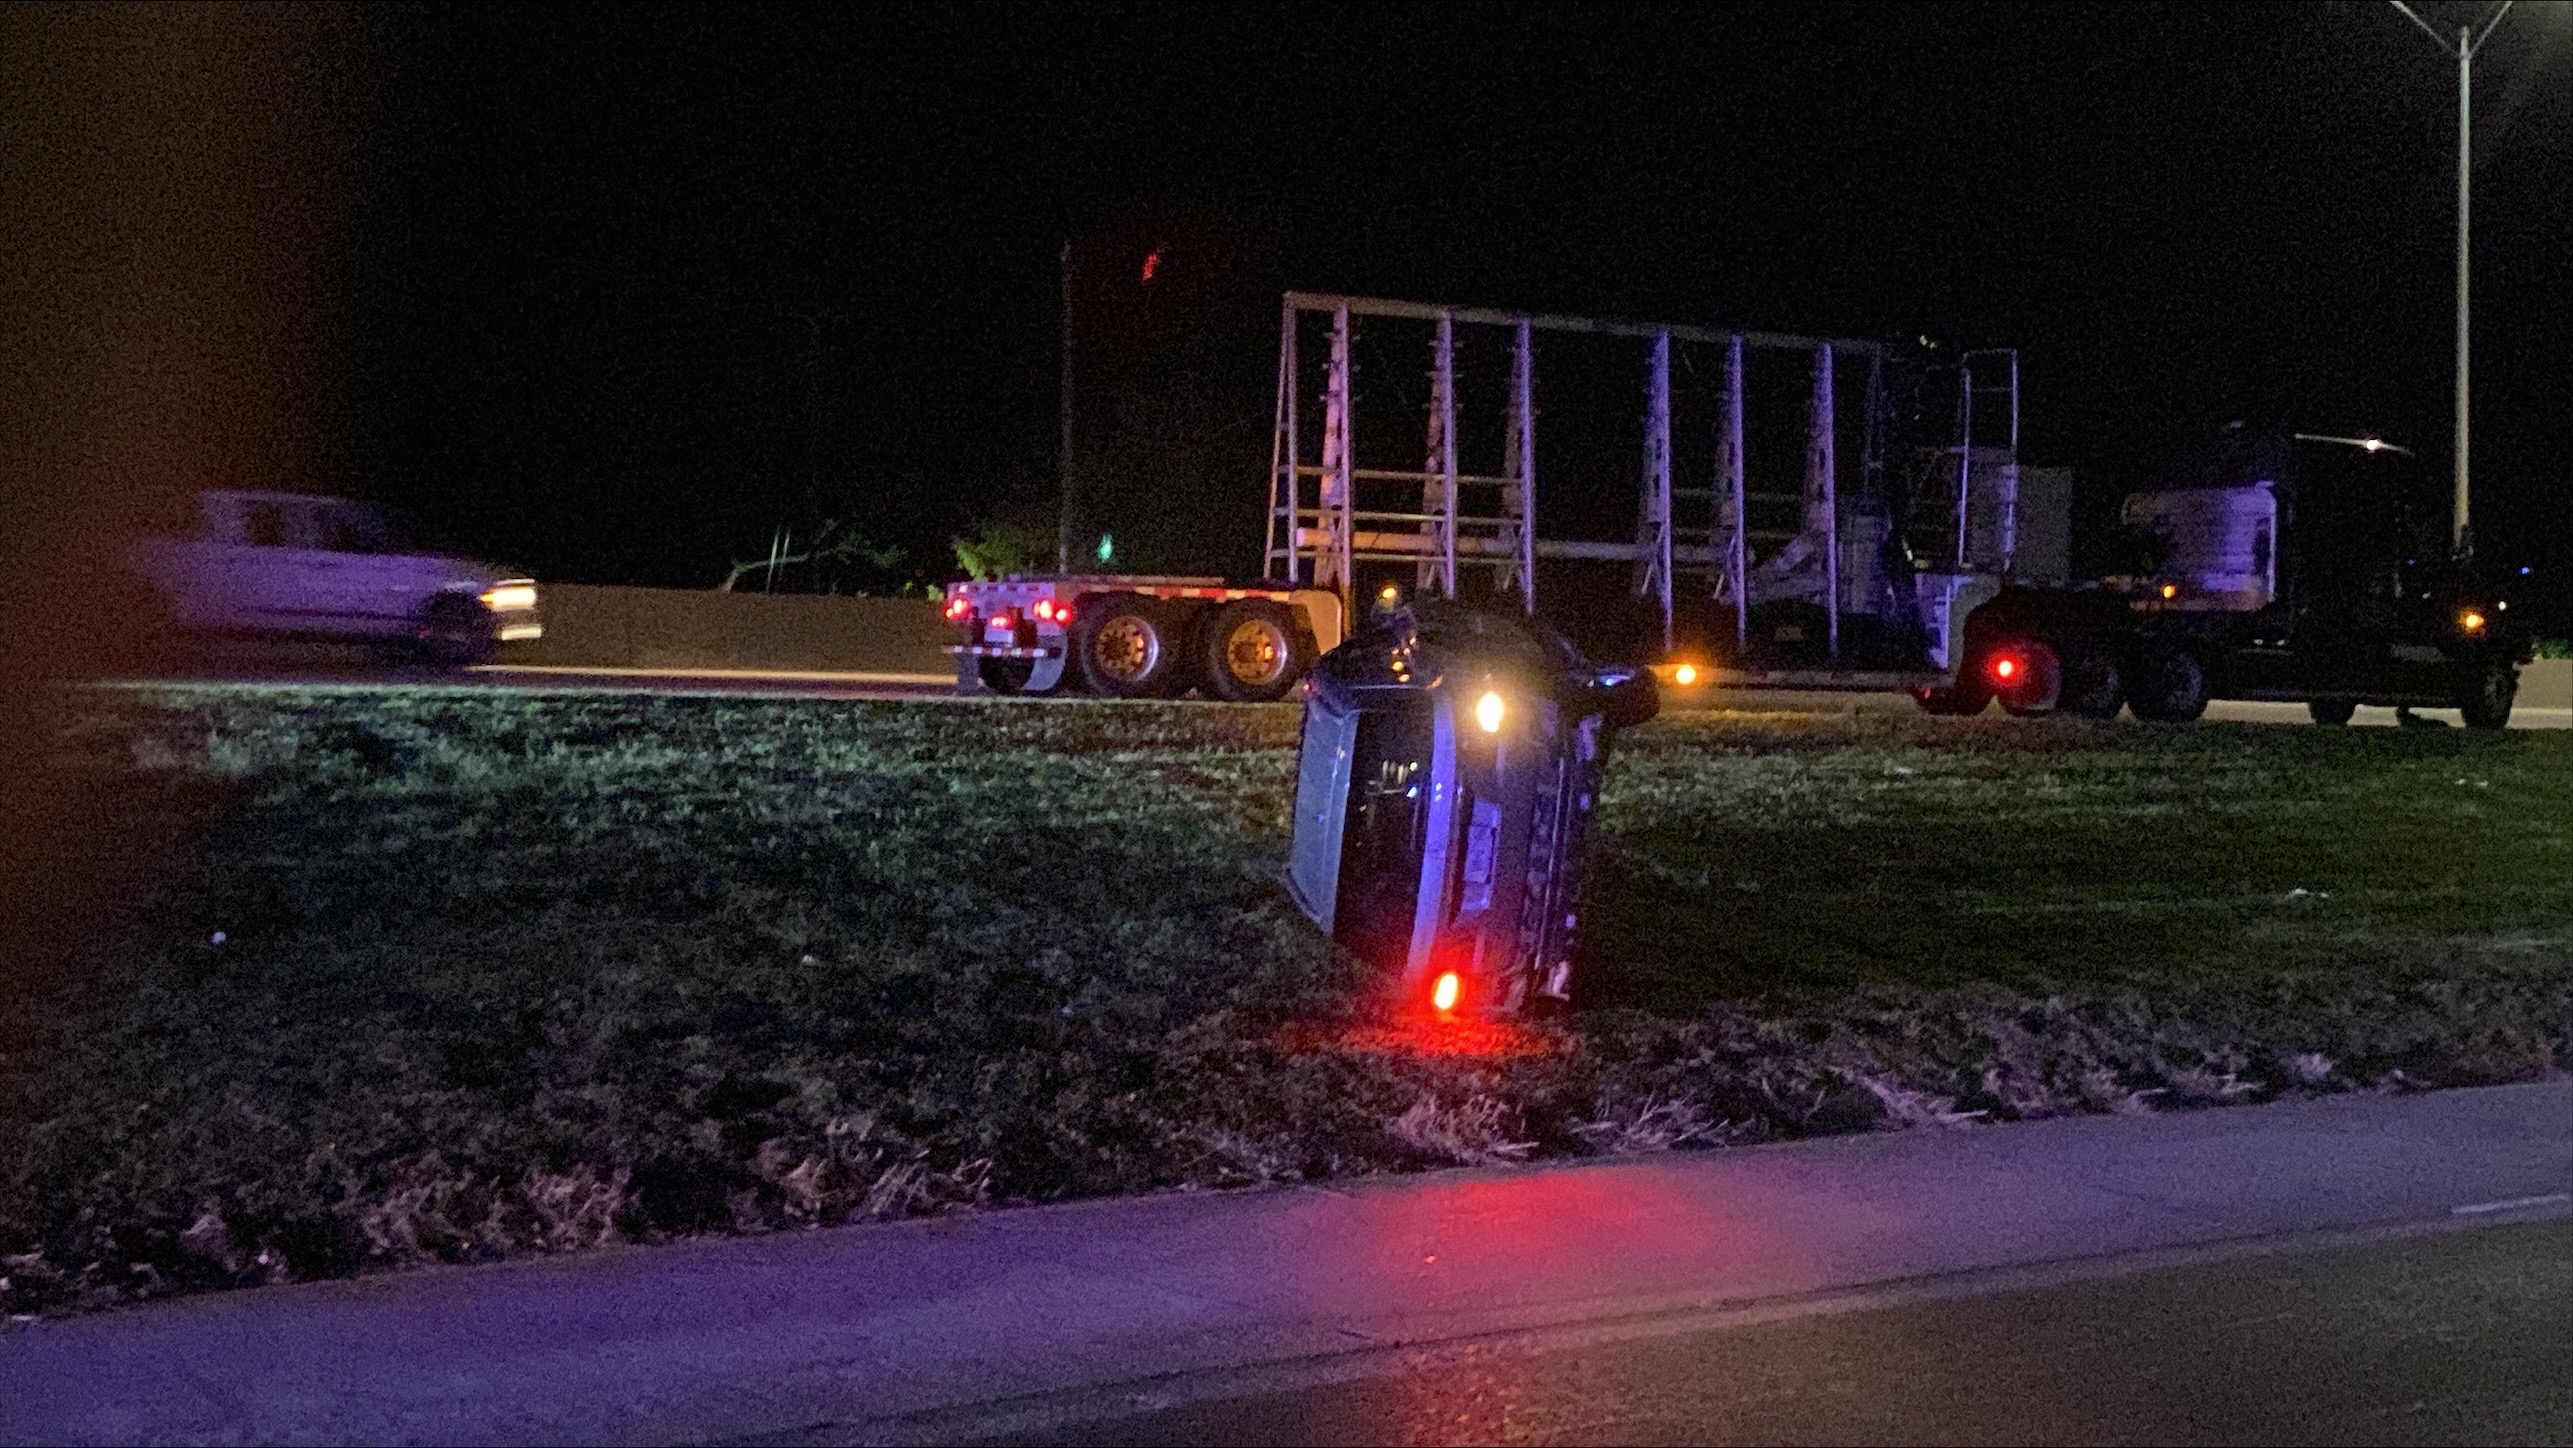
[[946, 291, 2534, 727]]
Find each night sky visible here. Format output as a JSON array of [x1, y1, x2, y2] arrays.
[[350, 2, 2569, 624]]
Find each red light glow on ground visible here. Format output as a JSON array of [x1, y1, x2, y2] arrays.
[[1273, 1015, 1563, 1061]]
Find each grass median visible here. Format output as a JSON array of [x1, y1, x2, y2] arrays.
[[3, 687, 2565, 1314]]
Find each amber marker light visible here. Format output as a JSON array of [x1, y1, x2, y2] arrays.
[[1672, 663, 1699, 687], [2160, 583, 2179, 600], [2460, 609, 2486, 633], [1474, 690, 1506, 734]]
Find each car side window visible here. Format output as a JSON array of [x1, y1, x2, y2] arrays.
[[242, 501, 289, 547], [318, 504, 392, 554]]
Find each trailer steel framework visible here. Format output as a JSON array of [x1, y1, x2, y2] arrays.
[[1263, 292, 2014, 664]]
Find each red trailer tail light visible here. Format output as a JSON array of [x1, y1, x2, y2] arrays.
[[991, 612, 1017, 632], [1988, 652, 2022, 686], [1032, 597, 1074, 625], [943, 596, 972, 621]]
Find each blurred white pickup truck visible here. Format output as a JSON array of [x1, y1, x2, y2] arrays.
[[126, 489, 540, 667]]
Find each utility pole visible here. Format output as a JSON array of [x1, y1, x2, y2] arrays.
[[2389, 0, 2515, 557], [1057, 239, 1076, 575]]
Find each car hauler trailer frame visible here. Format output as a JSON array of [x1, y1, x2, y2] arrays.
[[1261, 291, 2043, 700]]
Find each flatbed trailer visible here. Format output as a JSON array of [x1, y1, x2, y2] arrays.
[[942, 574, 1344, 700]]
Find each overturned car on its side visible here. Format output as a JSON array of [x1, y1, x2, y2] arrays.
[[1286, 602, 1657, 1017]]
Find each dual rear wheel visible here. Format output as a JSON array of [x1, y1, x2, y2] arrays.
[[988, 594, 1313, 702]]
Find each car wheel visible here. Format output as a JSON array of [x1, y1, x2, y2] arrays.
[[2307, 698, 2357, 727], [2130, 649, 2209, 723], [1073, 594, 1185, 698], [413, 594, 496, 669], [2454, 660, 2516, 731], [1198, 599, 1312, 702], [2060, 646, 2124, 720]]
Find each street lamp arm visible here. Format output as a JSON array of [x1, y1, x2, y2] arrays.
[[2466, 0, 2516, 57], [2389, 0, 2459, 53]]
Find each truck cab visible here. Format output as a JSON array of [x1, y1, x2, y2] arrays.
[[2106, 423, 2530, 726]]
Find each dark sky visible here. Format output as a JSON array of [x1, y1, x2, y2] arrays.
[[351, 1, 2571, 623]]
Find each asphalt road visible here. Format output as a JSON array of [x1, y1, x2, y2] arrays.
[[1032, 1219, 2573, 1447]]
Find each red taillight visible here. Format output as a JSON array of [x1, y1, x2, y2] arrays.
[[1988, 653, 2021, 685], [1031, 597, 1073, 625], [992, 612, 1017, 632], [1431, 971, 1461, 1013], [943, 596, 972, 621]]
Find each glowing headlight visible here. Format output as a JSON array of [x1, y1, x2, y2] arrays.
[[1672, 663, 1699, 687], [479, 583, 539, 612], [1474, 689, 1506, 734]]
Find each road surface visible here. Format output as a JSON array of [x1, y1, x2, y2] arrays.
[[1032, 1220, 2570, 1446], [1, 1083, 2563, 1446]]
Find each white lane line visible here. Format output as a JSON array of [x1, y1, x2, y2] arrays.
[[2451, 1193, 2572, 1216]]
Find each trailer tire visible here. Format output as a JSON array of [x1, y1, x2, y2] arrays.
[[1073, 594, 1185, 698], [1914, 679, 1991, 716], [1997, 640, 2064, 718], [2455, 660, 2516, 731], [2060, 646, 2124, 720], [2307, 698, 2357, 727], [1199, 599, 1312, 702], [977, 656, 1037, 694], [2130, 649, 2209, 723]]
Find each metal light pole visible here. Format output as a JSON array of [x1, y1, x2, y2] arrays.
[[1057, 239, 1076, 575], [2389, 0, 2515, 556]]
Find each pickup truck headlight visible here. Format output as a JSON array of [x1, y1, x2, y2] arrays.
[[479, 582, 539, 612]]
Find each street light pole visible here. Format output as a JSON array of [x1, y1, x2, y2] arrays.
[[1057, 239, 1075, 575], [2389, 0, 2514, 557]]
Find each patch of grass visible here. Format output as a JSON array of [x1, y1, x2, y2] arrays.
[[1, 688, 2564, 1315]]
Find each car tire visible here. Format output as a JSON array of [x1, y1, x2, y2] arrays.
[[2130, 649, 2209, 723], [2455, 660, 2516, 731], [2060, 646, 2125, 720], [1073, 594, 1185, 698], [413, 594, 497, 669], [2307, 698, 2357, 727], [1199, 599, 1312, 702]]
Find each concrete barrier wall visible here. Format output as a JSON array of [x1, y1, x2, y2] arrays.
[[499, 585, 953, 676], [2522, 658, 2572, 710]]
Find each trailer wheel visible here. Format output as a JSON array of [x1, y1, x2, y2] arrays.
[[977, 656, 1037, 694], [1073, 594, 1185, 698], [1914, 678, 1991, 716], [1199, 599, 1312, 702], [2455, 661, 2516, 731], [2060, 647, 2125, 720], [2307, 698, 2357, 726], [1997, 641, 2064, 718], [2130, 650, 2209, 723]]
